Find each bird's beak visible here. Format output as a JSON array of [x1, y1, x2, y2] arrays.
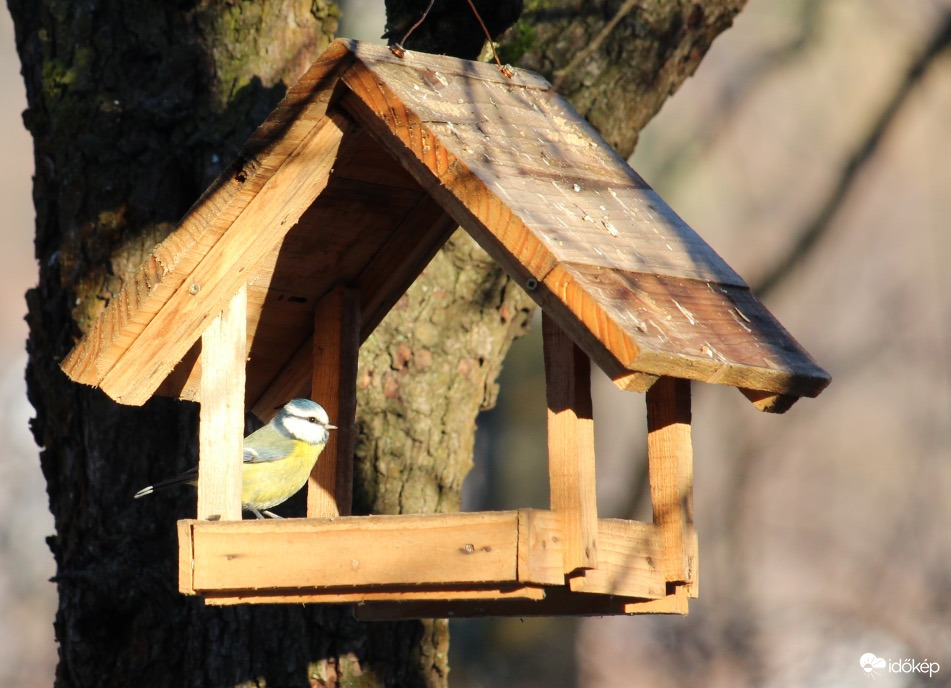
[[327, 424, 338, 430]]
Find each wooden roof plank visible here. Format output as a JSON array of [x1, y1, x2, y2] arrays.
[[98, 112, 354, 404], [61, 39, 829, 410], [355, 194, 459, 339], [561, 264, 829, 396], [342, 43, 828, 398], [61, 47, 357, 393], [353, 46, 743, 286], [339, 83, 559, 283]]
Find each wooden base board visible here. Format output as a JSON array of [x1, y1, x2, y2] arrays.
[[353, 585, 691, 620], [178, 509, 691, 615], [201, 583, 547, 607]]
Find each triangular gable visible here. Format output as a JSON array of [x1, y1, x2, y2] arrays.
[[61, 39, 829, 411]]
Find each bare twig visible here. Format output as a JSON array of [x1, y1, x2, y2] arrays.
[[552, 0, 639, 91], [649, 0, 821, 188], [754, 11, 951, 297]]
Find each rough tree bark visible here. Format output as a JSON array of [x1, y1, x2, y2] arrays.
[[8, 0, 744, 686]]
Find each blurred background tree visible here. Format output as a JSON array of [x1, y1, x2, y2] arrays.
[[2, 0, 950, 686]]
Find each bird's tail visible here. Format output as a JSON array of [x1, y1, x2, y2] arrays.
[[133, 467, 198, 499]]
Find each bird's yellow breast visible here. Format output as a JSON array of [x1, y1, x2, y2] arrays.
[[240, 441, 322, 510]]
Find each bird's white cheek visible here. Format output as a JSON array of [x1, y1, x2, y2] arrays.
[[282, 415, 330, 446]]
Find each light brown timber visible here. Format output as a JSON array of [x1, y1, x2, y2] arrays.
[[197, 284, 247, 522], [309, 286, 360, 517], [647, 377, 698, 594], [543, 313, 599, 572]]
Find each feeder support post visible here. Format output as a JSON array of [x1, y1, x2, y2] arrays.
[[647, 376, 698, 595], [197, 283, 247, 521], [309, 285, 360, 517], [543, 312, 599, 573]]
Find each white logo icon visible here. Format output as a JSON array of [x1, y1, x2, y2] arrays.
[[860, 653, 886, 679]]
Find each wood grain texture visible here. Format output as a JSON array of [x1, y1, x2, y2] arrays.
[[309, 286, 360, 517], [343, 41, 743, 286], [338, 40, 829, 405], [60, 44, 355, 392], [62, 38, 828, 415], [559, 265, 829, 398], [91, 112, 351, 405], [186, 512, 523, 591], [567, 518, 665, 599], [542, 313, 599, 573], [622, 585, 691, 615], [201, 584, 547, 606], [177, 519, 196, 595], [153, 126, 457, 411], [179, 509, 667, 608], [647, 377, 698, 594], [352, 584, 666, 620], [516, 509, 565, 587], [197, 284, 246, 522]]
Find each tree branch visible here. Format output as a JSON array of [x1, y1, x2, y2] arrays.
[[754, 10, 951, 297]]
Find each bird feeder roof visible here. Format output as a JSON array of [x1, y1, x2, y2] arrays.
[[61, 39, 829, 413]]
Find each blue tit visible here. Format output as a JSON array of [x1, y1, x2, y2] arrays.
[[134, 398, 336, 519]]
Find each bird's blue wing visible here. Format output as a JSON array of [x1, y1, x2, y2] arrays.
[[242, 422, 293, 463]]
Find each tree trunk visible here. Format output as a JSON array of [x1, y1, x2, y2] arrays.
[[8, 0, 744, 686]]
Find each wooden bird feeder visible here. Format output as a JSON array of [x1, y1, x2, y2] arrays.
[[60, 40, 829, 619]]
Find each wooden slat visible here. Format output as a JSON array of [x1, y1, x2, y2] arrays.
[[185, 512, 522, 592], [339, 81, 559, 286], [348, 40, 552, 90], [543, 314, 599, 573], [339, 45, 829, 405], [567, 518, 665, 599], [353, 586, 660, 620], [61, 45, 355, 390], [177, 519, 196, 595], [623, 585, 691, 614], [740, 387, 801, 413], [354, 587, 690, 621], [93, 113, 353, 405], [353, 586, 689, 620], [549, 263, 830, 400], [197, 284, 246, 522], [309, 287, 360, 517], [647, 377, 697, 593], [201, 584, 547, 606], [354, 194, 458, 339], [352, 45, 744, 287], [613, 371, 658, 393], [516, 509, 565, 586]]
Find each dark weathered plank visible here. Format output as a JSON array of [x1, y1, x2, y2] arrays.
[[310, 287, 360, 518], [348, 40, 552, 90], [61, 51, 357, 394], [560, 264, 830, 397], [63, 38, 828, 414], [154, 130, 443, 406]]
